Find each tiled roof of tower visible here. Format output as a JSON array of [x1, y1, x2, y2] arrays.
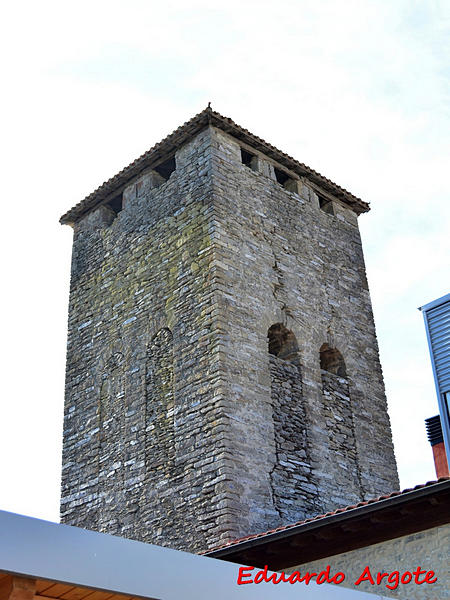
[[60, 106, 369, 225], [204, 477, 450, 557]]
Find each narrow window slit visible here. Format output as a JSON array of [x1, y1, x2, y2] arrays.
[[241, 148, 258, 171], [106, 194, 123, 217], [318, 194, 334, 215], [154, 156, 176, 180], [274, 167, 297, 192]]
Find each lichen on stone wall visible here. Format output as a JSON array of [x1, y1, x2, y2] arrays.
[[61, 124, 399, 552], [141, 327, 177, 541]]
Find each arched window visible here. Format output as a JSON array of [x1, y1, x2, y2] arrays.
[[319, 343, 347, 377], [268, 323, 299, 362], [319, 343, 361, 501], [267, 324, 315, 521]]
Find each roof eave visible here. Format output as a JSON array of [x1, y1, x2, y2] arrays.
[[60, 107, 369, 225], [205, 479, 450, 569]]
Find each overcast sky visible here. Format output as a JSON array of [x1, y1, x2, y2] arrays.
[[0, 0, 449, 523]]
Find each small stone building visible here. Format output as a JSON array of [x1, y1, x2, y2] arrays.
[[60, 107, 398, 553]]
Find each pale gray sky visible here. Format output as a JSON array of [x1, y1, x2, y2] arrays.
[[0, 0, 449, 522]]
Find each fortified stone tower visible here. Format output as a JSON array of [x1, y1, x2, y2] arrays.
[[60, 107, 399, 552]]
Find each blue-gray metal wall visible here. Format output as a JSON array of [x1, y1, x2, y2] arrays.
[[421, 293, 450, 465]]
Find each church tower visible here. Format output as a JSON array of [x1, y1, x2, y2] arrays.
[[60, 107, 398, 552]]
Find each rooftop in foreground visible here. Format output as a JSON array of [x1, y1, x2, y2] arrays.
[[0, 510, 389, 600], [205, 478, 450, 570]]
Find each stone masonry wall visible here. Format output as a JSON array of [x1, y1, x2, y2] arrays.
[[270, 355, 321, 522], [207, 126, 399, 539], [287, 525, 449, 600], [61, 128, 240, 552], [61, 124, 399, 552], [142, 327, 176, 541], [321, 370, 362, 507]]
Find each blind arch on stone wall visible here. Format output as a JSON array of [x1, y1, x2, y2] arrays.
[[147, 327, 174, 399], [145, 327, 175, 466], [142, 327, 177, 540], [267, 323, 299, 363], [267, 323, 317, 522], [319, 343, 362, 503], [319, 343, 347, 377]]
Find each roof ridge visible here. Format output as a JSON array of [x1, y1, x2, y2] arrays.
[[60, 106, 211, 225], [60, 108, 369, 225]]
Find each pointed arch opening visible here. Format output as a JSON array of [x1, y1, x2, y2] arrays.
[[319, 343, 347, 377]]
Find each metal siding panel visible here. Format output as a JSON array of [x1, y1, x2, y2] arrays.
[[427, 300, 450, 393], [0, 510, 391, 600], [422, 294, 450, 467]]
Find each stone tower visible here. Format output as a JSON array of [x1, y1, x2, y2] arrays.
[[60, 107, 399, 553]]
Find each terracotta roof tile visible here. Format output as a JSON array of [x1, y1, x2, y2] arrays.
[[60, 106, 369, 225], [203, 477, 449, 554]]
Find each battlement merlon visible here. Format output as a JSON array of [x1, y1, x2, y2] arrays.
[[59, 107, 369, 227]]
